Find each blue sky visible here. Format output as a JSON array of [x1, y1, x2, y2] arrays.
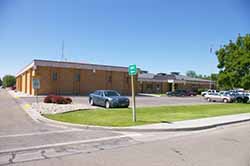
[[0, 0, 249, 78]]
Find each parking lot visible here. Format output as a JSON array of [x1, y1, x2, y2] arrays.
[[19, 95, 216, 108]]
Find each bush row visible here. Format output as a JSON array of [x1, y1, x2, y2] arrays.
[[44, 95, 72, 104]]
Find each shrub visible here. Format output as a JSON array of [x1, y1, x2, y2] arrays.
[[65, 97, 72, 104], [44, 95, 53, 103], [11, 86, 16, 90], [44, 95, 72, 104], [51, 96, 65, 104]]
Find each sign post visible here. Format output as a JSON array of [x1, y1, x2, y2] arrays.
[[32, 78, 40, 103], [128, 64, 137, 122]]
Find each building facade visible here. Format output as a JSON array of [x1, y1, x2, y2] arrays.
[[16, 60, 136, 96], [138, 72, 216, 94]]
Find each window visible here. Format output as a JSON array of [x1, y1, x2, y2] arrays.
[[146, 84, 153, 90], [52, 72, 57, 80], [104, 90, 120, 97], [108, 75, 112, 83], [75, 73, 80, 81]]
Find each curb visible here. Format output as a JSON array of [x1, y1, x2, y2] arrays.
[[37, 114, 250, 132]]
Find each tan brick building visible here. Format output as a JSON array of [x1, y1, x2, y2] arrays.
[[16, 60, 136, 96]]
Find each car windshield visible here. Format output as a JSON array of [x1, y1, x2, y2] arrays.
[[104, 91, 120, 97]]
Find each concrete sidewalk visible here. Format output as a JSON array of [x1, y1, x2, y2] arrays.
[[123, 113, 250, 131], [38, 112, 250, 132]]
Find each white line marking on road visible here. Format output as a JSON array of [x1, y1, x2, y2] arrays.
[[0, 133, 141, 154], [0, 129, 83, 138]]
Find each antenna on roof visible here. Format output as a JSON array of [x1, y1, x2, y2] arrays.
[[61, 40, 65, 61]]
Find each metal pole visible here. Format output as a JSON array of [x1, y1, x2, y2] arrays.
[[131, 75, 136, 122], [36, 89, 38, 104]]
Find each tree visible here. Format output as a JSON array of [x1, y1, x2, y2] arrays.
[[2, 75, 16, 87], [210, 73, 218, 82], [216, 34, 250, 90], [186, 70, 197, 78], [0, 78, 2, 87]]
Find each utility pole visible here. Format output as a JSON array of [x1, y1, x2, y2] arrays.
[[61, 40, 65, 61]]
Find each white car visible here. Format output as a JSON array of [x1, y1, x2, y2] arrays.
[[204, 93, 233, 103], [201, 89, 218, 96]]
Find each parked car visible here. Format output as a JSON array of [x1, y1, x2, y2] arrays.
[[204, 93, 234, 103], [166, 90, 197, 97], [89, 90, 130, 108], [201, 89, 218, 96], [245, 93, 250, 103], [229, 89, 245, 95], [228, 91, 249, 103]]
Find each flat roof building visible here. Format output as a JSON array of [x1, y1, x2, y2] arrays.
[[16, 59, 136, 95], [138, 72, 216, 93]]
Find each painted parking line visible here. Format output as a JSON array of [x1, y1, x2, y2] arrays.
[[0, 133, 141, 154], [0, 128, 83, 139]]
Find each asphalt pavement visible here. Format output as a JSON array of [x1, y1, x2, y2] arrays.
[[19, 95, 214, 107], [12, 122, 250, 166]]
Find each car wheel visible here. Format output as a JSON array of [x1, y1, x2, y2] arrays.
[[243, 97, 249, 103], [223, 98, 229, 103], [89, 98, 94, 106], [105, 101, 111, 109], [207, 98, 211, 102], [236, 98, 243, 103]]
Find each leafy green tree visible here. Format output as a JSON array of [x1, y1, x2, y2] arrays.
[[216, 34, 250, 90], [210, 73, 218, 82], [186, 70, 197, 78], [2, 75, 16, 87], [0, 78, 2, 86]]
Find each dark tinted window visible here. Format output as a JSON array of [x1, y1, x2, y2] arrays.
[[75, 73, 80, 81], [52, 72, 57, 80], [104, 91, 120, 97]]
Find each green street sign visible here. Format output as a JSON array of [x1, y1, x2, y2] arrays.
[[128, 64, 137, 76]]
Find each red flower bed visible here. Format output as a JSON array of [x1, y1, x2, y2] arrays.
[[11, 86, 16, 90], [44, 95, 72, 104]]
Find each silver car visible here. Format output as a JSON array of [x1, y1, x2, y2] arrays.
[[204, 92, 234, 103]]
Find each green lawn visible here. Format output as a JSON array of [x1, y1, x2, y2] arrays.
[[44, 104, 250, 127]]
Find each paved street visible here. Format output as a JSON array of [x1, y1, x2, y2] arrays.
[[11, 123, 250, 166], [19, 95, 214, 108]]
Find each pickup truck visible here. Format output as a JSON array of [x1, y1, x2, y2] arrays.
[[201, 89, 218, 96]]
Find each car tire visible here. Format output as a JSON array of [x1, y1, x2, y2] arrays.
[[105, 101, 111, 109], [223, 98, 229, 103], [236, 98, 243, 103], [89, 98, 94, 106], [207, 98, 212, 102], [243, 97, 249, 103]]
